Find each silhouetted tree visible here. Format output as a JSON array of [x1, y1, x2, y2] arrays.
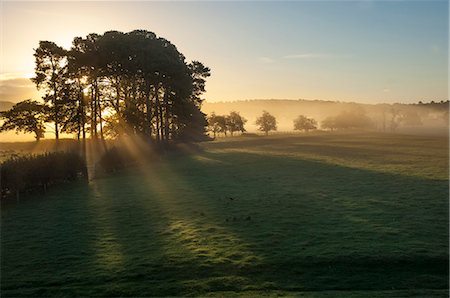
[[226, 111, 247, 136], [31, 30, 211, 144], [31, 41, 68, 140], [293, 115, 317, 132], [256, 111, 277, 136], [0, 100, 48, 141]]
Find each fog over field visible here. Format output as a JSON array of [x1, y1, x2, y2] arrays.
[[203, 99, 449, 135], [1, 99, 448, 143]]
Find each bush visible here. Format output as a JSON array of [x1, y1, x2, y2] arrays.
[[1, 152, 87, 199], [97, 146, 132, 174]]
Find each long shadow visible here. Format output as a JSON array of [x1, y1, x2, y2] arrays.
[[168, 150, 448, 293], [1, 146, 448, 296], [75, 135, 266, 296], [1, 182, 104, 297]]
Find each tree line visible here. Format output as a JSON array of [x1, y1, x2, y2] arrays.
[[1, 30, 211, 143], [206, 109, 378, 136]]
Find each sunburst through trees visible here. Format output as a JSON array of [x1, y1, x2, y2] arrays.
[[3, 30, 211, 144]]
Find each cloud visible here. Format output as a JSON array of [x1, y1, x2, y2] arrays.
[[258, 57, 275, 64], [283, 53, 330, 59], [0, 73, 33, 81], [0, 76, 40, 101]]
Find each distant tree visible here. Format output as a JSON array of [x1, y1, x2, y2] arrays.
[[389, 108, 402, 132], [334, 109, 373, 130], [401, 110, 422, 126], [321, 116, 337, 131], [443, 110, 449, 126], [293, 115, 317, 132], [226, 111, 247, 136], [0, 100, 48, 141], [256, 111, 277, 135], [321, 109, 373, 131], [208, 113, 221, 138]]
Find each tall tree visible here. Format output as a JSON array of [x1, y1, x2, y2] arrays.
[[31, 41, 68, 140], [30, 30, 211, 144]]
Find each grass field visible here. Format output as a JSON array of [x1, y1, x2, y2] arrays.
[[1, 132, 448, 297]]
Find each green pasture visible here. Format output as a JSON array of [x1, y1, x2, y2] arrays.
[[1, 132, 448, 297]]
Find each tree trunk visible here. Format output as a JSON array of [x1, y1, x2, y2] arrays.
[[54, 92, 59, 140], [163, 90, 170, 141], [159, 103, 164, 143], [155, 87, 161, 143], [93, 80, 98, 139], [145, 82, 153, 141]]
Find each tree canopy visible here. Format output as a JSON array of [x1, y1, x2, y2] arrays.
[[0, 100, 48, 141], [17, 30, 211, 144], [207, 111, 247, 138], [321, 109, 373, 131], [293, 115, 317, 132], [256, 111, 277, 135]]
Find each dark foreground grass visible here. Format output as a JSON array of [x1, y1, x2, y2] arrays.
[[1, 132, 448, 297]]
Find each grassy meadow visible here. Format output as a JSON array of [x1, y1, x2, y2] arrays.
[[1, 132, 448, 297]]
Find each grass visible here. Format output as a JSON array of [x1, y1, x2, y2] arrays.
[[1, 132, 448, 297]]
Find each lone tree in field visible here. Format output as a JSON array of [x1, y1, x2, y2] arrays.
[[256, 110, 277, 136], [226, 111, 247, 136], [0, 100, 48, 141], [293, 115, 317, 132]]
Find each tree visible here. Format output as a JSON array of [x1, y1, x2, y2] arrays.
[[402, 110, 422, 126], [389, 108, 402, 132], [0, 100, 48, 141], [226, 111, 247, 136], [321, 116, 336, 131], [29, 30, 211, 145], [321, 109, 373, 131], [256, 111, 277, 135], [293, 115, 317, 132], [208, 113, 227, 137], [31, 41, 68, 140]]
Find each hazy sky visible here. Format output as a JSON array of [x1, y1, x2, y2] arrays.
[[1, 1, 448, 104]]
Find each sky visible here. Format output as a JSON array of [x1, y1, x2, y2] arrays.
[[0, 1, 448, 104]]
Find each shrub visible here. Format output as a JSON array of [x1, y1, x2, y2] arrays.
[[1, 152, 87, 199], [97, 146, 131, 174]]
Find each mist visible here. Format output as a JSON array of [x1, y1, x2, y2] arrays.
[[203, 99, 449, 136]]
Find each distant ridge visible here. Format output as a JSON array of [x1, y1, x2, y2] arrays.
[[0, 101, 15, 111]]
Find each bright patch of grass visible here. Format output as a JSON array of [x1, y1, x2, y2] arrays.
[[1, 132, 448, 296]]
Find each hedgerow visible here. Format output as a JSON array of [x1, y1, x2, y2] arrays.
[[1, 152, 87, 199]]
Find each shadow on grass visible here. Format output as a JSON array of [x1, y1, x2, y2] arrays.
[[1, 146, 448, 296], [168, 150, 448, 293]]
